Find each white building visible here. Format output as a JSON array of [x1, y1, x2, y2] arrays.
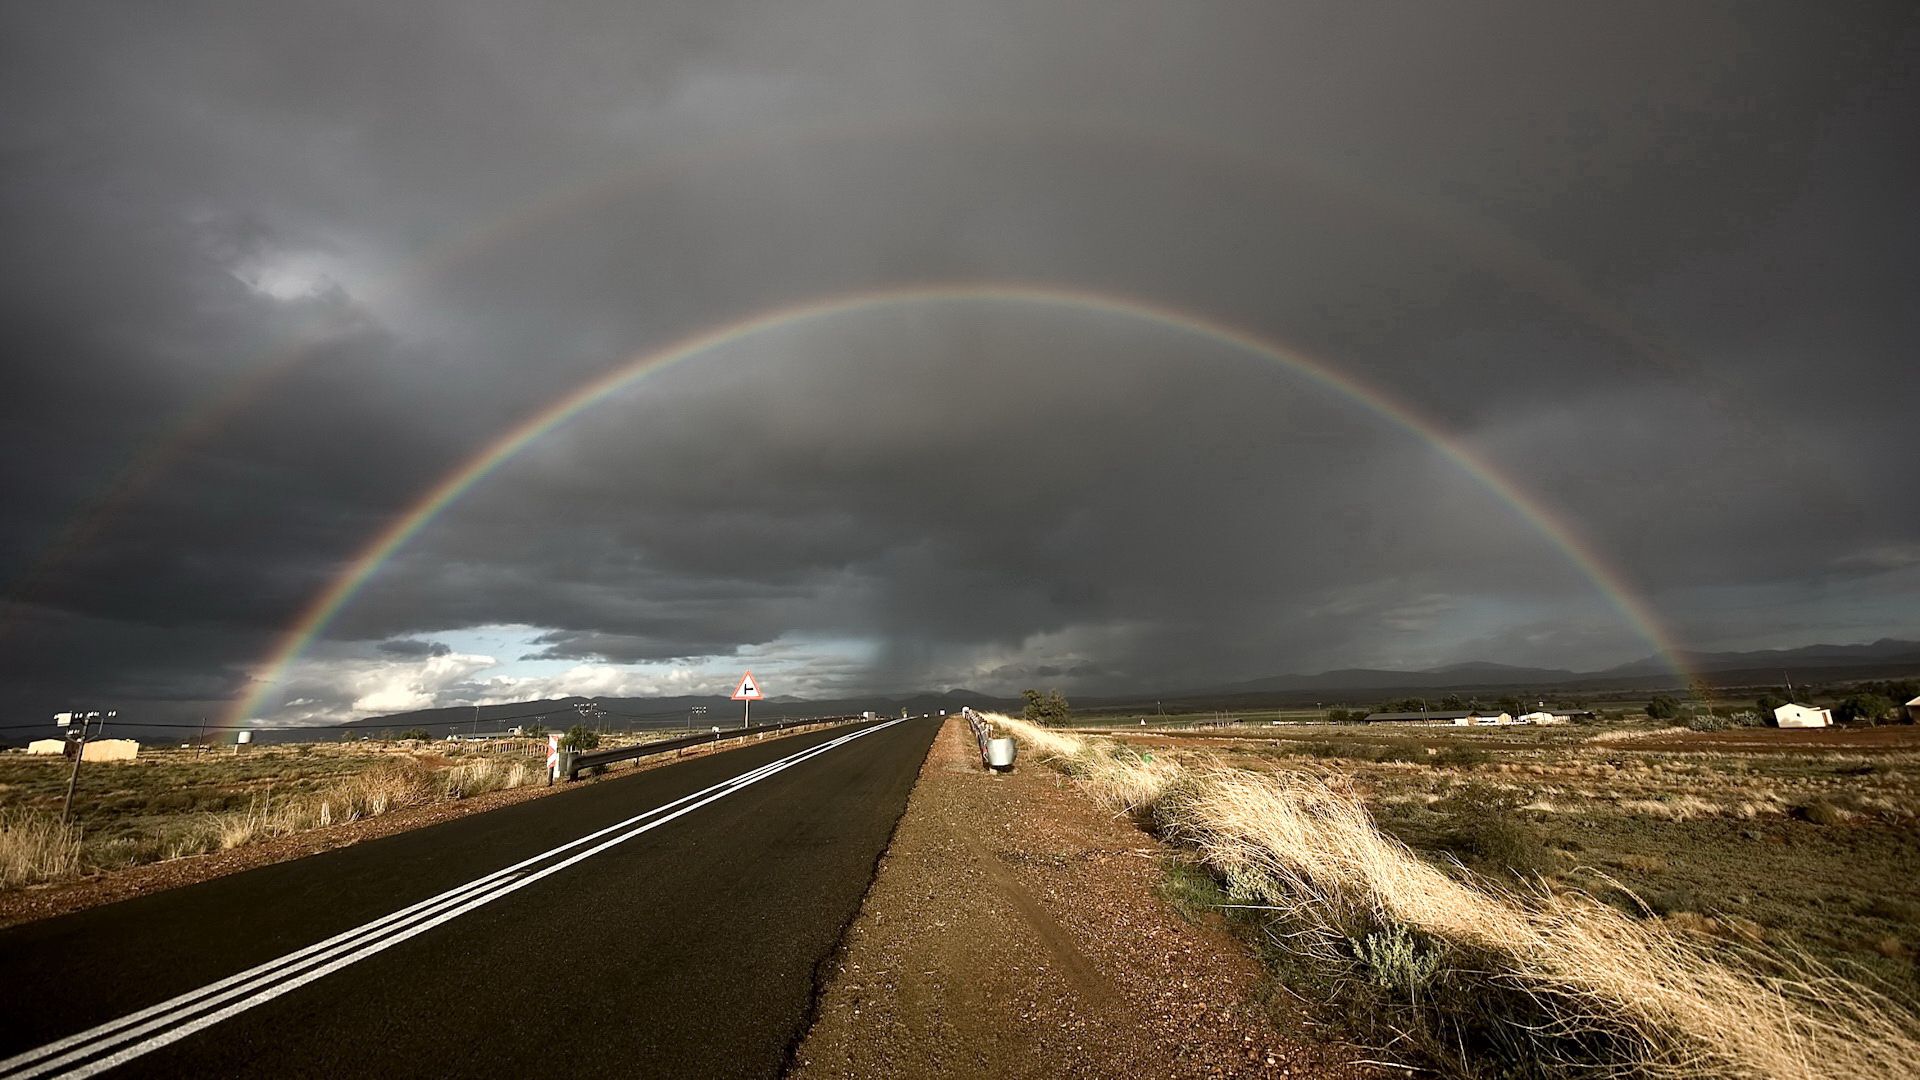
[[1774, 703, 1832, 728], [26, 738, 65, 755], [81, 739, 140, 761]]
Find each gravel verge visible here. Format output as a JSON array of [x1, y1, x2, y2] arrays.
[[789, 717, 1380, 1079]]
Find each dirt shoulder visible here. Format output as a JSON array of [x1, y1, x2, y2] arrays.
[[788, 718, 1377, 1080], [0, 722, 839, 930]]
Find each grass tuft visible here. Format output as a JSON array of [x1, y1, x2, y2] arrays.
[[0, 808, 84, 888]]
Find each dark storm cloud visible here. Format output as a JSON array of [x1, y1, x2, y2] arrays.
[[375, 639, 452, 659], [2, 1, 1916, 719]]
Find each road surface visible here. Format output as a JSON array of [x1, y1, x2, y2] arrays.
[[0, 717, 938, 1078]]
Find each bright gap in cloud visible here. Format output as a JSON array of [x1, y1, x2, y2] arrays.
[[260, 627, 878, 725]]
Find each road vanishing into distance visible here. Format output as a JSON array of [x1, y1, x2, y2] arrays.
[[0, 717, 939, 1079]]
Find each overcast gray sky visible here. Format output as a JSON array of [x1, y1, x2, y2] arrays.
[[2, 2, 1916, 724]]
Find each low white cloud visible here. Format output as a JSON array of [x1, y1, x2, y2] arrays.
[[253, 633, 882, 725], [472, 663, 712, 704]]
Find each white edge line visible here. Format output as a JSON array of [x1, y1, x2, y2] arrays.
[[0, 720, 898, 1079], [53, 721, 902, 1079]]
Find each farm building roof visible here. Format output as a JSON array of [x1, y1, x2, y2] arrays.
[[1363, 709, 1507, 722]]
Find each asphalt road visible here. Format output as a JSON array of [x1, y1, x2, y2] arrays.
[[0, 716, 939, 1079]]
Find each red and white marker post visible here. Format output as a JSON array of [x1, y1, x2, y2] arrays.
[[545, 733, 561, 785], [730, 670, 764, 729]]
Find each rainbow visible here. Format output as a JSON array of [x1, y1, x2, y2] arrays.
[[223, 282, 1685, 725], [8, 108, 1790, 642]]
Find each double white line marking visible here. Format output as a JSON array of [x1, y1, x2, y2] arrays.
[[0, 719, 905, 1079]]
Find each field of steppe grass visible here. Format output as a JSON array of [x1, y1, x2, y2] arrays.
[[988, 712, 1920, 1080], [0, 739, 561, 890], [1187, 723, 1920, 1002]]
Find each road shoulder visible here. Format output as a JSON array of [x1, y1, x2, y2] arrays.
[[789, 717, 1375, 1079]]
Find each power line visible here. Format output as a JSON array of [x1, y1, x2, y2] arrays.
[[0, 704, 583, 734]]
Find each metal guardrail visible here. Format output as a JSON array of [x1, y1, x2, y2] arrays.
[[558, 715, 866, 781], [962, 708, 1015, 771], [964, 707, 992, 767]]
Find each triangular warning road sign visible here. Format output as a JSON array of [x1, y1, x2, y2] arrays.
[[730, 671, 764, 701]]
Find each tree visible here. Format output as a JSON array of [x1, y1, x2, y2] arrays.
[[560, 724, 601, 751], [1836, 693, 1895, 725], [1439, 694, 1466, 709], [1021, 689, 1071, 726], [522, 723, 548, 738], [400, 727, 430, 741], [1644, 695, 1680, 720]]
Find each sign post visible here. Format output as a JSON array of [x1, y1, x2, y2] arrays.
[[545, 734, 561, 785], [730, 671, 764, 729]]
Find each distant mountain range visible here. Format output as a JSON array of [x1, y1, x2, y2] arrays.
[[1198, 639, 1920, 698], [1600, 638, 1920, 677], [344, 640, 1920, 733], [347, 689, 1007, 737]]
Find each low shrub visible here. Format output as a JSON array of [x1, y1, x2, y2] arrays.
[[560, 725, 601, 752], [1158, 860, 1229, 923], [1432, 744, 1492, 768], [1796, 799, 1847, 827], [1435, 796, 1554, 879], [1371, 742, 1428, 765]]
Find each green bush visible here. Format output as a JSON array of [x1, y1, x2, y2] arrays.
[[1372, 742, 1428, 765], [399, 728, 430, 741], [1645, 695, 1680, 720], [1435, 791, 1553, 879], [1020, 688, 1071, 726], [560, 725, 601, 751], [1158, 861, 1229, 923], [1837, 693, 1896, 725], [1351, 923, 1442, 994]]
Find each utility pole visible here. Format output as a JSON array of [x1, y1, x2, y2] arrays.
[[55, 710, 113, 825]]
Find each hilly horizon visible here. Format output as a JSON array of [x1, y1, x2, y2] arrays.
[[336, 638, 1920, 734]]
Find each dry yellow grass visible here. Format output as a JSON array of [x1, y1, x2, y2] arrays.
[[983, 712, 1920, 1080], [208, 756, 540, 850], [0, 807, 84, 888]]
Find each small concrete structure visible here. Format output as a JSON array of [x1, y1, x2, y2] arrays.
[[1906, 696, 1920, 723], [1773, 703, 1833, 728], [26, 739, 65, 755]]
